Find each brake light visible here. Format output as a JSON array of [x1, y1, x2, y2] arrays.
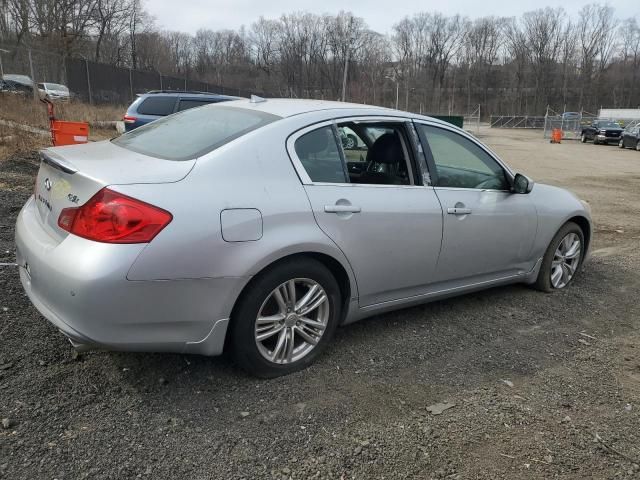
[[57, 188, 172, 243], [123, 115, 136, 124]]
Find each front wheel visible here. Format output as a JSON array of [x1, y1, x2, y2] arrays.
[[618, 138, 624, 148], [534, 222, 585, 292], [581, 133, 587, 143], [636, 140, 640, 152], [230, 258, 341, 378]]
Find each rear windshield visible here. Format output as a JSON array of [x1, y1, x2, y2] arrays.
[[113, 105, 280, 160]]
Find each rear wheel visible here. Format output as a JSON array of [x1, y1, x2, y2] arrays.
[[534, 222, 585, 292], [581, 133, 587, 143], [636, 140, 640, 152], [230, 258, 341, 378], [344, 134, 357, 149]]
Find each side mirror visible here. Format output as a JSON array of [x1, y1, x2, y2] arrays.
[[513, 173, 534, 194]]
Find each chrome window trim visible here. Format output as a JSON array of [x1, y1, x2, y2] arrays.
[[433, 186, 511, 193], [286, 115, 430, 189]]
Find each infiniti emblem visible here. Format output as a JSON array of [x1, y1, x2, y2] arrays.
[[44, 178, 52, 191]]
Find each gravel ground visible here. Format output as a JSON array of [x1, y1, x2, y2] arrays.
[[1, 131, 639, 479]]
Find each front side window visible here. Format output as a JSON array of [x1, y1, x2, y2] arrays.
[[294, 126, 347, 183], [417, 124, 509, 190], [114, 105, 280, 161]]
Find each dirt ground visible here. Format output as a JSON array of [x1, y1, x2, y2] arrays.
[[1, 128, 639, 479]]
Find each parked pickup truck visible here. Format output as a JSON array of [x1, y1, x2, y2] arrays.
[[581, 120, 623, 145]]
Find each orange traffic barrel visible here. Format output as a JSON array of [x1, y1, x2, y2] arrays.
[[51, 121, 89, 146]]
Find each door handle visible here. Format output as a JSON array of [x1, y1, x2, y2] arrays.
[[324, 205, 361, 214], [447, 207, 472, 215]]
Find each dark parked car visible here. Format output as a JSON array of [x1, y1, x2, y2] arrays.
[[1, 74, 34, 94], [618, 124, 640, 151], [123, 90, 241, 131], [581, 120, 623, 145]]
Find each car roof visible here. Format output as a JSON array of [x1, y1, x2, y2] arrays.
[[2, 74, 33, 85], [220, 98, 450, 125], [140, 90, 241, 100]]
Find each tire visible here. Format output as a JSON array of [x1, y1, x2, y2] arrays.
[[534, 222, 585, 293], [593, 137, 599, 145], [345, 134, 357, 149], [636, 140, 640, 152], [580, 133, 587, 143], [230, 258, 341, 378], [618, 138, 624, 148]]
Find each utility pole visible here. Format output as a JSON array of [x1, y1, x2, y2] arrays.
[[341, 15, 354, 102], [0, 48, 8, 77], [85, 58, 93, 105], [385, 75, 399, 110], [28, 49, 38, 102]]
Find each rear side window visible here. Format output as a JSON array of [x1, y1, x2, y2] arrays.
[[177, 99, 217, 111], [137, 96, 177, 116], [113, 105, 280, 161], [294, 126, 347, 183]]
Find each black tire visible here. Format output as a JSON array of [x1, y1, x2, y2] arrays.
[[636, 140, 640, 152], [230, 258, 341, 378], [534, 222, 585, 293], [593, 137, 599, 145], [618, 138, 624, 148], [581, 133, 587, 143], [345, 134, 357, 149]]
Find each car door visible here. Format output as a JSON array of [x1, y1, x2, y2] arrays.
[[414, 121, 537, 283], [287, 118, 443, 307], [627, 126, 639, 148]]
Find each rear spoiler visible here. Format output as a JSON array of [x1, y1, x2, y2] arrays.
[[40, 150, 78, 174]]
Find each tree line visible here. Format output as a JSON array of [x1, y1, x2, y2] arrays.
[[1, 0, 639, 116]]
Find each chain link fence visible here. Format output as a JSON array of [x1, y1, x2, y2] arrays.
[[1, 44, 270, 105], [489, 116, 546, 129]]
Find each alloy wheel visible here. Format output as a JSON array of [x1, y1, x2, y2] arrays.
[[345, 136, 356, 149], [254, 278, 330, 364], [550, 233, 582, 289]]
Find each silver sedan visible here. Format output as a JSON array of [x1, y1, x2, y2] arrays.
[[15, 99, 592, 377]]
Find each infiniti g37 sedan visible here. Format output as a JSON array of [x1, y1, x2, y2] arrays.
[[15, 99, 592, 377]]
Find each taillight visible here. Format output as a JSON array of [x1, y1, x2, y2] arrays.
[[123, 115, 136, 124], [58, 188, 172, 244]]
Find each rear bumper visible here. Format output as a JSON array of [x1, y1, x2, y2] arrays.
[[15, 197, 243, 356]]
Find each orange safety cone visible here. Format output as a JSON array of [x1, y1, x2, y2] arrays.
[[550, 128, 562, 144]]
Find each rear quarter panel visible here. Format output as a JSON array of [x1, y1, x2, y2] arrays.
[[122, 117, 357, 299]]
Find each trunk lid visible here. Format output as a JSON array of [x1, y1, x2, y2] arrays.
[[34, 140, 194, 241]]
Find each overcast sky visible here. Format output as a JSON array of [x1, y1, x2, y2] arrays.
[[146, 0, 638, 35]]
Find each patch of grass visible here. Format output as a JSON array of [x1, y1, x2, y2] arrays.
[[0, 93, 125, 129], [0, 123, 49, 157]]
